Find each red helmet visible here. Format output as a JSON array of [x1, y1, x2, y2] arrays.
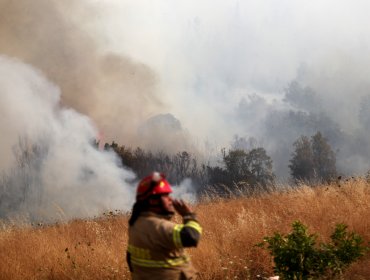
[[136, 172, 172, 201]]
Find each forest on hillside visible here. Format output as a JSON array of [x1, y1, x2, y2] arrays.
[[1, 129, 368, 221], [101, 131, 340, 195]]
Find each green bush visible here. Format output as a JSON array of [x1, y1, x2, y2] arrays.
[[258, 221, 369, 279]]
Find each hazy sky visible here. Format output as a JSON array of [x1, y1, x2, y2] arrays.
[[1, 0, 370, 221], [92, 1, 370, 176], [91, 0, 370, 141], [1, 0, 370, 178]]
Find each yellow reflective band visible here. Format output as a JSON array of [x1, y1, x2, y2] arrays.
[[167, 256, 190, 266], [185, 221, 203, 234], [173, 224, 184, 248], [131, 255, 190, 268], [128, 245, 151, 259]]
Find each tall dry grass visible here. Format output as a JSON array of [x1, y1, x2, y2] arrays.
[[0, 179, 369, 279]]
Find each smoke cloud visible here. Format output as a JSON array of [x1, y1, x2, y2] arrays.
[[94, 1, 370, 178], [1, 0, 370, 223], [0, 56, 136, 222], [0, 0, 178, 151]]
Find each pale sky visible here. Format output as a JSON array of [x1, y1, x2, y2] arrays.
[[1, 0, 370, 220], [1, 0, 370, 177], [90, 0, 370, 143]]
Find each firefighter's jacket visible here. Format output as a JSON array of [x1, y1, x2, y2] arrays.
[[127, 211, 202, 280]]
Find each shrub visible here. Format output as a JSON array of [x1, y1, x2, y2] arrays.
[[258, 221, 369, 279]]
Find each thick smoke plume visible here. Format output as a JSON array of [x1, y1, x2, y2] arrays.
[[0, 57, 194, 222], [1, 0, 370, 223], [0, 56, 136, 222], [0, 0, 188, 152]]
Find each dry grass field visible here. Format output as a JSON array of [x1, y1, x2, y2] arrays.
[[0, 179, 369, 279]]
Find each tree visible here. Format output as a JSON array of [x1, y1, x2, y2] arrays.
[[247, 147, 275, 187], [221, 147, 275, 189], [289, 132, 336, 183], [172, 151, 191, 184], [223, 149, 252, 183], [311, 132, 337, 181], [109, 141, 208, 189], [289, 136, 315, 182]]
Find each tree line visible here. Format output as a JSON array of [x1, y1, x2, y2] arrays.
[[0, 131, 339, 218], [100, 131, 338, 194]]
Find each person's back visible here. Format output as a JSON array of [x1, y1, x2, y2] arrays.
[[127, 172, 202, 280], [128, 212, 199, 279]]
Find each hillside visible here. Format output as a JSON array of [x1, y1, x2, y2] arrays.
[[1, 179, 369, 279]]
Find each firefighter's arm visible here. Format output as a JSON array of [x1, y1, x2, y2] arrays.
[[173, 199, 202, 247]]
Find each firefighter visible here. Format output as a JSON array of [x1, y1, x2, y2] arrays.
[[127, 172, 202, 280]]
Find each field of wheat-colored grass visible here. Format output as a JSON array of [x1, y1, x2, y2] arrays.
[[0, 179, 369, 280]]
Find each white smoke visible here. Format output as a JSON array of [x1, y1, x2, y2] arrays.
[[2, 0, 370, 186], [0, 56, 136, 222], [172, 178, 197, 204], [94, 1, 370, 179]]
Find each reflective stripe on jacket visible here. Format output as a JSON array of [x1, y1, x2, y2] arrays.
[[127, 212, 202, 280]]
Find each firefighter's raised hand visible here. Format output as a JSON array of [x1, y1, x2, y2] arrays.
[[173, 199, 193, 217]]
